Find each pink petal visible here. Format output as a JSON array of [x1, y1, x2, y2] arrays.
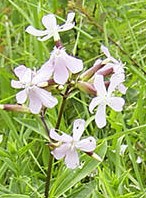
[[89, 97, 102, 113], [54, 57, 69, 84], [95, 104, 107, 128], [34, 87, 58, 108], [94, 74, 107, 96], [11, 80, 23, 89], [73, 119, 85, 141], [76, 137, 96, 152], [16, 89, 27, 104], [25, 26, 48, 36], [65, 150, 79, 169], [14, 65, 27, 79], [107, 97, 125, 112], [51, 143, 69, 160], [42, 14, 57, 30], [28, 89, 42, 114], [64, 54, 83, 73]]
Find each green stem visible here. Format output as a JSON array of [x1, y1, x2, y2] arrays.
[[44, 86, 70, 198]]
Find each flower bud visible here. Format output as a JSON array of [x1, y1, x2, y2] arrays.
[[96, 66, 113, 76], [77, 81, 96, 96], [80, 59, 102, 81], [0, 104, 30, 113]]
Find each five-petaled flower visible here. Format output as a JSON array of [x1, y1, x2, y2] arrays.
[[41, 47, 83, 85], [97, 45, 127, 94], [89, 74, 125, 128], [25, 12, 75, 41], [11, 65, 58, 114], [50, 119, 96, 169]]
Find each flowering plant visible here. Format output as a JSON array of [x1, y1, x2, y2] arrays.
[[1, 11, 127, 198]]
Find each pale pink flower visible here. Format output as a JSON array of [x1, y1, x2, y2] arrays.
[[50, 119, 96, 169], [97, 45, 127, 94], [11, 65, 58, 114], [41, 47, 83, 84], [89, 74, 125, 128], [26, 13, 75, 41]]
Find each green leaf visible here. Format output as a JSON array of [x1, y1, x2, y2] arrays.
[[67, 180, 96, 198], [0, 195, 30, 198]]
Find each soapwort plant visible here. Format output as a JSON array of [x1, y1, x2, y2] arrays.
[[0, 12, 127, 198]]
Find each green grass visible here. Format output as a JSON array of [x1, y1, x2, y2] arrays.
[[0, 0, 146, 197]]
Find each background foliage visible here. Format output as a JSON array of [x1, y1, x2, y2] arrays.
[[0, 0, 146, 197]]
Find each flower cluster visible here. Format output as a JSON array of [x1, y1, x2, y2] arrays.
[[10, 13, 127, 168]]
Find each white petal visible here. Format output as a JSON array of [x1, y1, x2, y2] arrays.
[[51, 143, 69, 159], [42, 14, 57, 30], [136, 156, 142, 164], [117, 83, 127, 94], [25, 26, 48, 36], [94, 74, 107, 96], [37, 33, 54, 41], [21, 68, 32, 84], [65, 150, 79, 169], [64, 54, 83, 73], [101, 45, 118, 63], [73, 119, 85, 141], [66, 12, 75, 24], [59, 12, 75, 32], [112, 61, 124, 73], [32, 64, 53, 85], [108, 73, 125, 95], [14, 65, 27, 79], [101, 45, 111, 58], [76, 137, 96, 152], [54, 57, 69, 84], [50, 129, 72, 142], [28, 89, 42, 114], [11, 80, 23, 89], [107, 97, 125, 112], [50, 129, 62, 141], [89, 97, 102, 113], [95, 104, 107, 128], [35, 59, 54, 83], [34, 87, 58, 108], [16, 89, 27, 104], [120, 144, 128, 156]]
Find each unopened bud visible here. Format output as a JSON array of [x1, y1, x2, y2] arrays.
[[96, 64, 113, 76], [92, 152, 102, 162], [0, 104, 30, 113], [77, 81, 96, 96], [86, 151, 102, 162], [80, 59, 102, 81]]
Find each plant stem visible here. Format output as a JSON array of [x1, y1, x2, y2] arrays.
[[44, 86, 70, 198]]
